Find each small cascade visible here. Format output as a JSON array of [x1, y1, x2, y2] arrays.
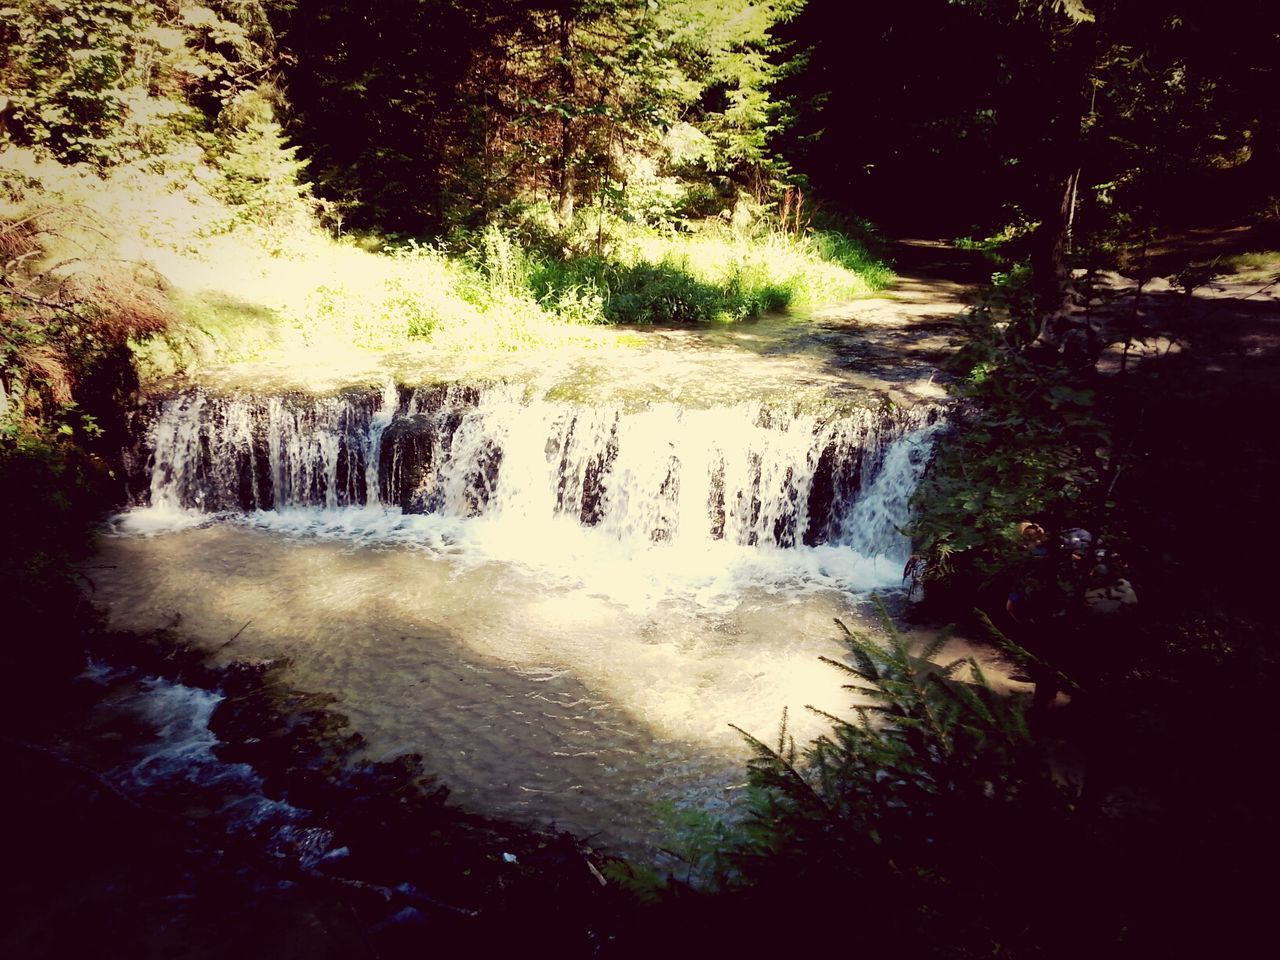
[[138, 390, 379, 512], [133, 382, 941, 559], [104, 672, 306, 842]]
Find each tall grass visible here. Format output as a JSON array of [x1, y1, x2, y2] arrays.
[[146, 216, 891, 371], [531, 224, 891, 325], [1, 148, 892, 376]]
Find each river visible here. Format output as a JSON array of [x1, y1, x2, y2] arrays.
[[87, 281, 966, 862]]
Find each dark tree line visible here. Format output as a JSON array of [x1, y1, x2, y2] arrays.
[[778, 0, 1278, 307], [269, 0, 805, 235]]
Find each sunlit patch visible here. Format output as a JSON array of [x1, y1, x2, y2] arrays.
[[108, 504, 210, 535]]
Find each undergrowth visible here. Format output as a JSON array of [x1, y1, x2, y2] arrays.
[[141, 216, 890, 366], [1, 148, 889, 379]]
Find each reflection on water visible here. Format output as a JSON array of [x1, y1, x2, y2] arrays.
[[89, 520, 886, 858]]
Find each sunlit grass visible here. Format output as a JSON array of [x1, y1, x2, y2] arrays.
[[146, 219, 889, 371], [1218, 249, 1280, 281], [536, 223, 890, 325], [3, 146, 891, 378]]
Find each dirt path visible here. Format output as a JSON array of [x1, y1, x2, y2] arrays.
[[787, 238, 985, 405], [1076, 260, 1280, 616]]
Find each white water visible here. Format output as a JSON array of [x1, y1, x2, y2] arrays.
[[128, 382, 939, 556], [90, 670, 309, 843], [100, 381, 944, 856]]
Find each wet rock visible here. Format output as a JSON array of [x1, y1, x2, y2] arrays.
[[707, 457, 726, 540], [804, 439, 866, 546], [458, 439, 503, 517], [1085, 578, 1138, 615], [378, 415, 436, 512], [572, 417, 619, 527], [772, 466, 798, 548]]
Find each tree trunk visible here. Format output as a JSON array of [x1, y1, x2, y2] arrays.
[[1021, 12, 1100, 350], [1032, 173, 1075, 318], [554, 13, 576, 225]]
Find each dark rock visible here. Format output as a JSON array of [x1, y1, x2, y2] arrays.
[[707, 456, 726, 540], [577, 419, 619, 526], [377, 415, 436, 511]]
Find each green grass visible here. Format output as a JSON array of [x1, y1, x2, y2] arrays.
[[2, 147, 892, 377], [132, 292, 286, 379], [528, 223, 890, 326], [1218, 249, 1280, 280], [148, 217, 892, 368]]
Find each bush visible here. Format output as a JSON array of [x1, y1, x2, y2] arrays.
[[906, 265, 1116, 600], [526, 217, 889, 326], [610, 612, 1188, 958], [212, 117, 312, 240]]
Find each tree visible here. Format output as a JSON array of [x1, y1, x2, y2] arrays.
[[780, 0, 1279, 325], [268, 0, 480, 233], [660, 0, 806, 201], [269, 0, 806, 234], [492, 0, 677, 225]]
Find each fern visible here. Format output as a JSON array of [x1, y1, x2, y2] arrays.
[[720, 609, 1083, 956]]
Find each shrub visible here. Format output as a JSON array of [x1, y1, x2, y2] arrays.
[[693, 613, 1130, 957]]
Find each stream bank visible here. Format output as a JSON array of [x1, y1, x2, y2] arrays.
[[2, 629, 634, 959]]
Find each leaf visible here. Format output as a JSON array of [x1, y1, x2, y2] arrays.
[[1054, 0, 1096, 24]]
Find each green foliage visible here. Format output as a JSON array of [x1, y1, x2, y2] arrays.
[[907, 267, 1118, 591], [272, 0, 807, 234], [714, 611, 1108, 957], [527, 218, 884, 325], [733, 613, 1048, 863], [211, 115, 312, 238], [658, 0, 805, 194], [2, 0, 146, 165], [605, 800, 745, 898], [227, 217, 886, 359], [1, 1, 284, 167]]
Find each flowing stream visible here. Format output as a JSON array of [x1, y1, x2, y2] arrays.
[[91, 379, 943, 859]]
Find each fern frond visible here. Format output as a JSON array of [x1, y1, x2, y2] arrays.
[[806, 704, 852, 729], [920, 623, 955, 663], [729, 720, 829, 812], [974, 608, 1080, 693], [818, 653, 877, 684], [933, 674, 997, 728]]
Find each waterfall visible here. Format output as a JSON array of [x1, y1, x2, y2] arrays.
[[132, 382, 941, 562], [105, 382, 950, 851]]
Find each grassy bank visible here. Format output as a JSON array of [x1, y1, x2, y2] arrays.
[[3, 146, 889, 389], [139, 214, 890, 375]]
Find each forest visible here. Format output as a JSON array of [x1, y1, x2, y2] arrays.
[[2, 1, 1278, 957]]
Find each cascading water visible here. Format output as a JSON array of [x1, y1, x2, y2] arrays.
[[131, 382, 940, 564], [102, 380, 945, 858]]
